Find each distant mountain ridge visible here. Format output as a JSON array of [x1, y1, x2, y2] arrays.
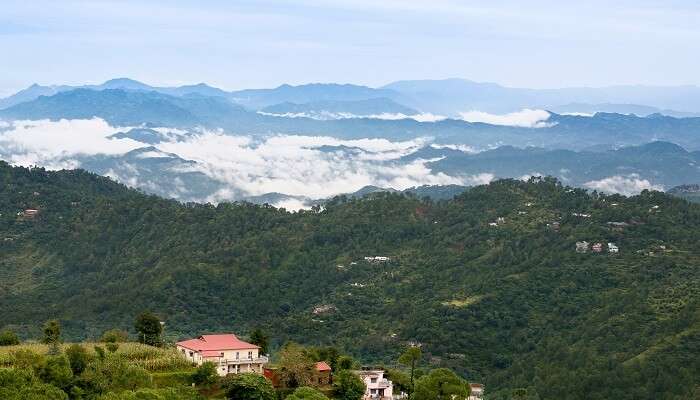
[[382, 78, 700, 114], [260, 97, 418, 119], [4, 88, 700, 151], [5, 77, 700, 116]]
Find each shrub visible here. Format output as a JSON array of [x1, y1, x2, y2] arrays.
[[100, 329, 129, 343], [66, 344, 92, 375], [0, 329, 20, 346], [332, 371, 365, 400], [191, 361, 218, 386], [286, 386, 330, 400], [223, 372, 276, 400]]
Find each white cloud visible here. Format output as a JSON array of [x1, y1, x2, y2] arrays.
[[430, 143, 479, 153], [157, 131, 463, 199], [259, 111, 447, 122], [459, 109, 555, 128], [561, 112, 595, 117], [272, 198, 312, 211], [584, 174, 664, 195], [519, 172, 544, 181], [462, 173, 495, 186], [0, 118, 143, 167], [0, 118, 486, 205]]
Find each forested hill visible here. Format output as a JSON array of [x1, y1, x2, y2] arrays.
[[1, 162, 699, 399]]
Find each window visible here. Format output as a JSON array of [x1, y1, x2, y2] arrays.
[[248, 351, 253, 359], [236, 352, 239, 359], [371, 378, 377, 383], [220, 352, 224, 357], [189, 351, 193, 357]]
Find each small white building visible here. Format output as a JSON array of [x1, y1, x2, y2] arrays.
[[468, 383, 484, 400], [364, 256, 391, 262], [356, 369, 393, 400], [608, 242, 619, 253], [176, 334, 268, 376], [576, 241, 589, 253]]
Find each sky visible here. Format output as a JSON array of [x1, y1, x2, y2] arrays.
[[2, 0, 700, 96]]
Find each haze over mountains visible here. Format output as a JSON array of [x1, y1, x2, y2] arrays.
[[1, 77, 699, 208]]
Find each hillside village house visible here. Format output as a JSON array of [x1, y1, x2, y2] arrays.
[[468, 383, 484, 400], [176, 334, 268, 376], [357, 369, 394, 400]]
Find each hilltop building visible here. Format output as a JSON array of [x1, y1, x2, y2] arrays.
[[356, 368, 394, 400], [608, 242, 619, 253], [21, 209, 39, 219], [576, 241, 589, 253], [176, 334, 268, 376], [468, 383, 484, 400]]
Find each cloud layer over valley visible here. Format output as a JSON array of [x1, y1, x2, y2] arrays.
[[0, 119, 475, 206], [0, 118, 676, 208]]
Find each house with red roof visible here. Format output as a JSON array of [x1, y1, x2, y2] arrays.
[[176, 333, 268, 376]]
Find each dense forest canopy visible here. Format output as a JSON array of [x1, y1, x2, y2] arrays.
[[1, 161, 699, 399]]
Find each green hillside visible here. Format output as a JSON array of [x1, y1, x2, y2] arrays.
[[1, 162, 699, 399]]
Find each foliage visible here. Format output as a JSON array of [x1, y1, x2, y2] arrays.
[[42, 320, 61, 345], [276, 342, 317, 388], [101, 329, 129, 343], [399, 346, 421, 397], [332, 370, 365, 400], [385, 368, 411, 395], [0, 368, 68, 400], [1, 164, 700, 398], [191, 361, 218, 386], [134, 312, 163, 347], [286, 386, 330, 400], [66, 343, 92, 375], [0, 329, 20, 346], [223, 372, 276, 400], [36, 355, 74, 392], [334, 355, 357, 372], [412, 369, 469, 400], [249, 328, 270, 355], [96, 387, 202, 400]]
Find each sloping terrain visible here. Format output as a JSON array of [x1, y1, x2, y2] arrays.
[[0, 163, 699, 399]]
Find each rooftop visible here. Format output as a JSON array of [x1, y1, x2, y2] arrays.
[[176, 334, 259, 352]]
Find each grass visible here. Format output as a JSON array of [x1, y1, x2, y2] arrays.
[[0, 342, 194, 372]]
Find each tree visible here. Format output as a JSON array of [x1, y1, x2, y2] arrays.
[[398, 346, 421, 397], [134, 312, 162, 347], [65, 344, 91, 375], [249, 328, 269, 355], [93, 346, 106, 361], [412, 369, 469, 400], [277, 342, 317, 388], [0, 368, 69, 400], [100, 329, 128, 343], [512, 388, 528, 400], [386, 369, 411, 395], [37, 356, 74, 392], [332, 370, 365, 400], [191, 361, 218, 386], [335, 355, 357, 372], [106, 343, 120, 353], [286, 386, 330, 400], [0, 329, 20, 346], [42, 320, 61, 345], [223, 372, 275, 400]]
